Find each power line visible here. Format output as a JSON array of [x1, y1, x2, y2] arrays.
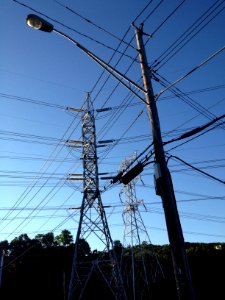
[[0, 92, 65, 109], [90, 1, 224, 152], [169, 155, 225, 185], [12, 0, 139, 62], [164, 113, 225, 145], [141, 0, 165, 24], [78, 1, 188, 164], [88, 0, 158, 104], [0, 110, 82, 231], [0, 129, 66, 146], [132, 0, 155, 23], [88, 0, 225, 164], [0, 153, 76, 163], [151, 0, 187, 36], [155, 73, 225, 130], [53, 0, 137, 50], [167, 121, 225, 152], [158, 84, 225, 101], [90, 0, 187, 114], [5, 0, 225, 258], [152, 0, 225, 69], [156, 44, 225, 99]]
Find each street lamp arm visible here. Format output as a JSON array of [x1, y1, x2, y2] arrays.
[[26, 14, 147, 102], [54, 28, 146, 95]]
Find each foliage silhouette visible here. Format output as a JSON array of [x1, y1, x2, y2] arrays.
[[0, 231, 224, 299]]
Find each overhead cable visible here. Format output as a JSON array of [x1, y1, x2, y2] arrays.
[[155, 73, 225, 130], [0, 92, 65, 109], [164, 113, 225, 145], [156, 44, 225, 99], [153, 0, 225, 69], [170, 155, 225, 185], [12, 0, 138, 62], [151, 0, 187, 36], [53, 0, 137, 50]]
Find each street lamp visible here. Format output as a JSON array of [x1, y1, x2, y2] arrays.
[[26, 14, 146, 102], [26, 14, 195, 300], [26, 14, 53, 32]]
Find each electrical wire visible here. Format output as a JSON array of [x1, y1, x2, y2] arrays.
[[91, 0, 225, 156], [155, 73, 225, 130], [90, 0, 225, 166], [0, 109, 82, 232], [53, 0, 137, 50], [5, 0, 225, 247], [169, 155, 225, 185], [12, 0, 139, 62], [89, 0, 186, 110], [0, 92, 65, 109], [0, 129, 66, 146], [167, 121, 225, 153], [1, 98, 92, 238], [141, 0, 165, 24], [151, 0, 187, 36], [152, 0, 225, 70], [156, 44, 225, 99], [132, 0, 155, 23], [164, 113, 225, 145], [158, 84, 225, 102], [83, 0, 191, 169]]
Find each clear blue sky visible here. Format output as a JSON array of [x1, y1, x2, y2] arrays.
[[0, 0, 225, 247]]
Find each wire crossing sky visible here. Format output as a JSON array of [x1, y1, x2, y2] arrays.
[[0, 0, 225, 246]]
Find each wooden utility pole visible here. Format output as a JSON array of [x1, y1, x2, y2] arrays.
[[135, 24, 195, 300]]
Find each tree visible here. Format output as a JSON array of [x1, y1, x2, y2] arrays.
[[113, 240, 123, 259], [0, 240, 9, 255], [9, 234, 33, 255], [76, 238, 91, 257], [55, 229, 73, 246], [35, 232, 56, 248]]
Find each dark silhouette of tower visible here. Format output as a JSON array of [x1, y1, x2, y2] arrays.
[[67, 94, 126, 300]]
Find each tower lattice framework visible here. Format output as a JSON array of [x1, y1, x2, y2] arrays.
[[120, 155, 164, 300], [68, 94, 126, 300]]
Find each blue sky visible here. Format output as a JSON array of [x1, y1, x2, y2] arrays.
[[0, 0, 225, 248]]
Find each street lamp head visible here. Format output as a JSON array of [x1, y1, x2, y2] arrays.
[[26, 14, 54, 32]]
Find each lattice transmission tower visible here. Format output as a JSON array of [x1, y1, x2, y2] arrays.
[[67, 94, 126, 300], [119, 155, 164, 300]]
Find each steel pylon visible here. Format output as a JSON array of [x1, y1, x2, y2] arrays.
[[67, 94, 126, 300], [119, 155, 164, 300]]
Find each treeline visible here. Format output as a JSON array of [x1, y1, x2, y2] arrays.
[[0, 230, 224, 299]]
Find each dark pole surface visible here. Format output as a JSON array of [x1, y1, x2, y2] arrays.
[[135, 25, 195, 300]]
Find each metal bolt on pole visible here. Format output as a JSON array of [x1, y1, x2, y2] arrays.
[[135, 24, 195, 300]]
